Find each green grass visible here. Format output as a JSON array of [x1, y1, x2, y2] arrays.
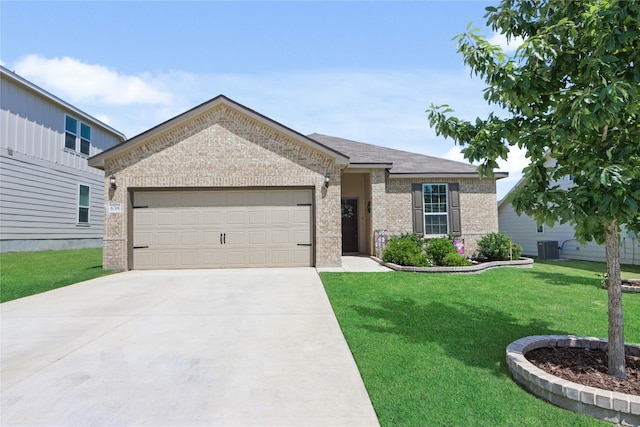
[[0, 248, 114, 302], [320, 260, 640, 427]]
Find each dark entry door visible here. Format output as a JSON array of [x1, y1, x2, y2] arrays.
[[341, 199, 358, 253]]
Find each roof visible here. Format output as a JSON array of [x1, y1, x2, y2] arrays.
[[89, 95, 350, 169], [308, 133, 508, 179], [0, 65, 126, 141]]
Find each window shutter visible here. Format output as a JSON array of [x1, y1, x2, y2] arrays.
[[448, 182, 461, 236], [411, 183, 424, 235]]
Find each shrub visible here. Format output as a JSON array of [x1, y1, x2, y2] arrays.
[[425, 236, 459, 266], [442, 252, 472, 267], [382, 235, 431, 267], [476, 232, 523, 261]]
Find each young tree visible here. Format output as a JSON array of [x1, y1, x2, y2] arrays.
[[428, 0, 639, 378]]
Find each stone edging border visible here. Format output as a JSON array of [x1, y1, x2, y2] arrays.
[[620, 279, 640, 294], [372, 256, 534, 273], [606, 279, 640, 294], [506, 335, 640, 426]]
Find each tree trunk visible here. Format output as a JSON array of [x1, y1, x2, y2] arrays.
[[605, 219, 626, 379]]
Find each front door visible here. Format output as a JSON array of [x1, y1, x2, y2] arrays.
[[341, 198, 358, 253]]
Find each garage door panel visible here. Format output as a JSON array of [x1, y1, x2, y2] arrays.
[[158, 212, 177, 225], [133, 189, 312, 269], [157, 232, 176, 246], [226, 211, 244, 224], [249, 211, 267, 224], [203, 211, 223, 225], [180, 211, 199, 225], [272, 210, 290, 224], [203, 231, 220, 245], [180, 231, 200, 246], [135, 211, 154, 226]]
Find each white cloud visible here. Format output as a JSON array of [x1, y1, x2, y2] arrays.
[[7, 56, 524, 197], [13, 55, 172, 106], [488, 32, 525, 54]]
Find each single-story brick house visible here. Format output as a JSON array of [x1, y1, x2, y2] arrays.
[[89, 95, 506, 270]]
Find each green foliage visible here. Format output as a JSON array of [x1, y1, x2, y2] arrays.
[[442, 252, 472, 267], [425, 236, 459, 266], [382, 235, 431, 267], [321, 260, 640, 426], [477, 232, 523, 261], [426, 0, 639, 377], [0, 249, 114, 302], [426, 0, 640, 244]]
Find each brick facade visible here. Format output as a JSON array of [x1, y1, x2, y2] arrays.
[[381, 177, 499, 255], [102, 104, 342, 269], [96, 97, 502, 270]]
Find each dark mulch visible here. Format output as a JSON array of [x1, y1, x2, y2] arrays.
[[526, 347, 640, 395]]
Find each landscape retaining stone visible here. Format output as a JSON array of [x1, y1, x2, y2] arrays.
[[506, 335, 640, 426]]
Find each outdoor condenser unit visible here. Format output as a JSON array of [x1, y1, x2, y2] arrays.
[[537, 240, 560, 260]]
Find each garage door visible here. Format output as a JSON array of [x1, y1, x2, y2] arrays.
[[132, 189, 313, 269]]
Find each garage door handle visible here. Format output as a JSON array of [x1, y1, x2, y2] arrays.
[[297, 243, 312, 246], [133, 245, 149, 249], [220, 233, 223, 244], [220, 233, 226, 244]]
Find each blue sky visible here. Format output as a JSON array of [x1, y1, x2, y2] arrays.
[[1, 1, 527, 198]]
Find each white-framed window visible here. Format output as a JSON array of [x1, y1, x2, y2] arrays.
[[537, 224, 545, 233], [65, 115, 91, 156], [78, 184, 90, 224], [423, 183, 449, 235]]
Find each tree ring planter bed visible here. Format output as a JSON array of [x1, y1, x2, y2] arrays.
[[602, 279, 640, 294], [375, 257, 533, 273], [506, 336, 640, 425]]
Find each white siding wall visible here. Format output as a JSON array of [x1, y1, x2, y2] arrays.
[[0, 72, 122, 252], [499, 172, 640, 265]]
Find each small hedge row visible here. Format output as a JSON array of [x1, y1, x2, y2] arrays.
[[381, 232, 522, 267]]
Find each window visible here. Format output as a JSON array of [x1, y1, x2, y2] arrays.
[[78, 184, 90, 224], [65, 115, 91, 156], [423, 184, 449, 235], [537, 224, 545, 233], [65, 116, 77, 150], [411, 182, 460, 236]]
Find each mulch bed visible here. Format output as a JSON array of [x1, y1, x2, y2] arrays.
[[526, 347, 640, 395]]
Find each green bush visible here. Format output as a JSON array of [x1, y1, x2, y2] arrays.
[[476, 232, 523, 261], [442, 252, 472, 267], [425, 236, 459, 266], [382, 235, 431, 267]]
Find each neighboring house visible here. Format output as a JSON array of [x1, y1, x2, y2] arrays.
[[0, 66, 126, 253], [499, 172, 640, 265], [89, 95, 507, 270]]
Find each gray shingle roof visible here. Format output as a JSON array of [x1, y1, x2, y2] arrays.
[[307, 133, 491, 176]]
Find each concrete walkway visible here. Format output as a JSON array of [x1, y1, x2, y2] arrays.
[[317, 256, 392, 273], [1, 268, 379, 426]]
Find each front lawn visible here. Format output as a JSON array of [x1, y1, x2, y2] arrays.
[[320, 260, 640, 426], [0, 248, 114, 302]]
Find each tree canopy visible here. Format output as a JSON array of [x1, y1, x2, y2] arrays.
[[428, 0, 639, 244], [427, 0, 639, 379]]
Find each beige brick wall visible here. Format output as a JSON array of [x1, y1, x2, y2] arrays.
[[102, 104, 342, 270], [381, 177, 499, 255]]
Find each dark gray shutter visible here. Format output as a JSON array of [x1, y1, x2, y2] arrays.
[[448, 183, 461, 236], [411, 183, 424, 235]]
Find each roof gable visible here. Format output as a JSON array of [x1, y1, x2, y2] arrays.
[[89, 95, 349, 169]]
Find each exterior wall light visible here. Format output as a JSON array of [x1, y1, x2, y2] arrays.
[[110, 175, 117, 190], [324, 172, 330, 188]]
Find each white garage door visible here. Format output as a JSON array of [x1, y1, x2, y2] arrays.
[[132, 189, 313, 269]]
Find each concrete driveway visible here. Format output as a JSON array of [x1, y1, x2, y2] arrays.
[[1, 268, 379, 427]]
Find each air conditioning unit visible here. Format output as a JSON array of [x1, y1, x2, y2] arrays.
[[537, 241, 559, 260]]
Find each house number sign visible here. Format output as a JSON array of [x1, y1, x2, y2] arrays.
[[108, 204, 123, 214]]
